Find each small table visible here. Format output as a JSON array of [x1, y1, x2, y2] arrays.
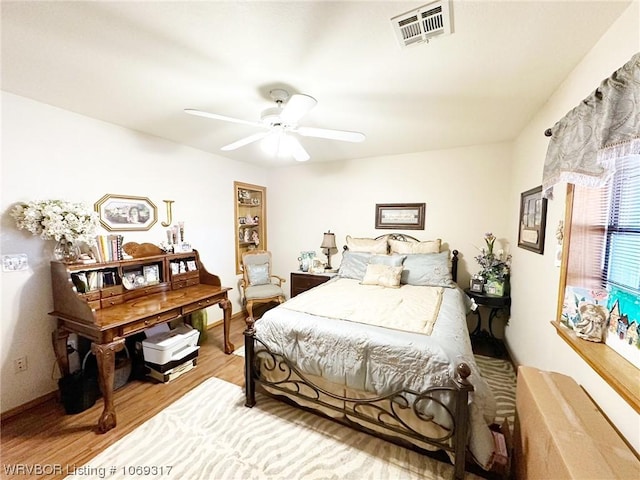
[[464, 288, 511, 356], [290, 271, 336, 297]]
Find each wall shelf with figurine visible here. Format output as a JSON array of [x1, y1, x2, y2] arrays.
[[234, 181, 267, 274]]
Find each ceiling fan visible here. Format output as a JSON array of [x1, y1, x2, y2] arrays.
[[185, 89, 365, 162]]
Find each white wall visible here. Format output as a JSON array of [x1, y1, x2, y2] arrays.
[[506, 1, 640, 451], [0, 92, 267, 413], [266, 143, 513, 290]]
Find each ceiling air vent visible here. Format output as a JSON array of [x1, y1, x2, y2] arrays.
[[391, 0, 452, 48]]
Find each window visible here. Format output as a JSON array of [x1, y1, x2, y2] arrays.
[[603, 156, 640, 294], [556, 155, 640, 412]]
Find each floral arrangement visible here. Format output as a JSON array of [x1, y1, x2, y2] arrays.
[[10, 200, 99, 245], [474, 232, 511, 281]]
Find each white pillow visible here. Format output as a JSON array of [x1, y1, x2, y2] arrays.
[[389, 238, 441, 254], [345, 235, 388, 254], [361, 263, 403, 288]]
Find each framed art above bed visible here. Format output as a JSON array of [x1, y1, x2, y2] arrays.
[[375, 203, 425, 230]]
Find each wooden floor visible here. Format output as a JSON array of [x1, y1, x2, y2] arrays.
[[0, 318, 247, 479]]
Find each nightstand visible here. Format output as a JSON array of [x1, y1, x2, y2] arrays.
[[290, 272, 336, 297], [464, 288, 511, 357]]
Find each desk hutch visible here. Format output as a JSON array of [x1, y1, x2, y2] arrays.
[[50, 250, 232, 433]]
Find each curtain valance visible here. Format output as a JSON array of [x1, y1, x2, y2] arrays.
[[542, 52, 640, 196]]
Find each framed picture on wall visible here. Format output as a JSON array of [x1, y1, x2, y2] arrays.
[[375, 203, 426, 230], [94, 194, 158, 232], [518, 186, 547, 254]]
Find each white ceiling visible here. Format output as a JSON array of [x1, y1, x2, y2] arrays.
[[1, 1, 630, 167]]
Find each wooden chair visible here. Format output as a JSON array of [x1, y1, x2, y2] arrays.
[[240, 250, 286, 319]]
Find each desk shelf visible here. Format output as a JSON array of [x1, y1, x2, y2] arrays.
[[50, 249, 233, 433]]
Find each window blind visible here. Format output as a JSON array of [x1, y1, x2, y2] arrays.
[[604, 155, 640, 294]]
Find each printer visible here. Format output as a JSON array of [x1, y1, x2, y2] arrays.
[[142, 323, 199, 380]]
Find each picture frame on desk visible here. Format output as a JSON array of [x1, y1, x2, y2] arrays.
[[173, 242, 192, 253], [143, 265, 160, 284], [94, 194, 158, 232]]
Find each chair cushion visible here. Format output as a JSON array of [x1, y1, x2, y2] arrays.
[[245, 283, 284, 300], [247, 263, 270, 286]]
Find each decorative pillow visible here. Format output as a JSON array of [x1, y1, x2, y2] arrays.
[[370, 254, 406, 267], [247, 263, 270, 286], [345, 235, 388, 254], [361, 263, 403, 288], [338, 251, 372, 280], [401, 251, 454, 287], [389, 238, 441, 254]]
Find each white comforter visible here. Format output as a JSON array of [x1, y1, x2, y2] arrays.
[[254, 278, 497, 468]]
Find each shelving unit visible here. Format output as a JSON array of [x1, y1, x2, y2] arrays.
[[234, 181, 267, 274]]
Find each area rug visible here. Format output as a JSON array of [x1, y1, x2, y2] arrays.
[[65, 377, 486, 480], [474, 354, 517, 431]]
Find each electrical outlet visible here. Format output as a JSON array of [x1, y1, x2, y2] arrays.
[[14, 356, 28, 373]]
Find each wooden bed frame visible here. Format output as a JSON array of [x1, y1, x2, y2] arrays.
[[244, 235, 472, 479]]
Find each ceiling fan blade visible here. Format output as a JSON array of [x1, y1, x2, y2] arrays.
[[280, 94, 317, 124], [221, 132, 269, 151], [287, 135, 311, 162], [184, 109, 263, 128], [296, 126, 365, 143]]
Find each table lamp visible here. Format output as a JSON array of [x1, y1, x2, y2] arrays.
[[320, 231, 337, 270]]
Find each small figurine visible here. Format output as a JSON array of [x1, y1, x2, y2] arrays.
[[251, 230, 260, 246]]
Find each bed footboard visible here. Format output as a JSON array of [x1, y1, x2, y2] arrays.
[[243, 317, 473, 479]]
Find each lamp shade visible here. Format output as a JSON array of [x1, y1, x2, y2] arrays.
[[320, 232, 337, 250]]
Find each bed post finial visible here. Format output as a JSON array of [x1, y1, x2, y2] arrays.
[[456, 362, 472, 386], [451, 249, 459, 283], [245, 316, 255, 333]]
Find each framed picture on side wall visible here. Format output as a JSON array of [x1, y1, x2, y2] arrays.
[[518, 185, 547, 254]]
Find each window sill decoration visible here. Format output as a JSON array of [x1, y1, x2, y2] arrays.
[[10, 200, 98, 262], [474, 232, 511, 296]]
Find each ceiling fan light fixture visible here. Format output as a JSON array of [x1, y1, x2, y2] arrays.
[[260, 130, 309, 162], [186, 88, 362, 163]]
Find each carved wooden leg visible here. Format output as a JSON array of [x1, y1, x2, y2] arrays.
[[51, 327, 70, 377], [219, 297, 234, 354], [244, 317, 256, 407], [91, 339, 124, 433]]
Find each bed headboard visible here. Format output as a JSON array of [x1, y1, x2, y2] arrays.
[[342, 233, 459, 283]]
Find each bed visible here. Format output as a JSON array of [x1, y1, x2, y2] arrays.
[[243, 234, 498, 479]]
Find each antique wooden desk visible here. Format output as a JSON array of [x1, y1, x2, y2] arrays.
[[50, 250, 232, 433]]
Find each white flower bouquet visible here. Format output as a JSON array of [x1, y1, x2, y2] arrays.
[[10, 200, 99, 245]]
